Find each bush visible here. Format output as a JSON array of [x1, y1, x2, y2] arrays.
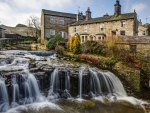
[[55, 45, 65, 56], [68, 37, 74, 52], [68, 36, 81, 54], [47, 34, 63, 50], [81, 41, 105, 54], [72, 36, 81, 54]]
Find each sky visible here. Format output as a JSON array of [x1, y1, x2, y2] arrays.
[[0, 0, 149, 27]]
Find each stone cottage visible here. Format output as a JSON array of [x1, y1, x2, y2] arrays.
[[0, 27, 5, 38], [41, 9, 78, 41], [68, 0, 139, 43]]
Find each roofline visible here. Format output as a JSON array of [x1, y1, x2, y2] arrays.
[[70, 12, 136, 26], [42, 9, 77, 18]]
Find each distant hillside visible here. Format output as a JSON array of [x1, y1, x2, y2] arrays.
[[16, 24, 27, 27], [0, 24, 39, 37]]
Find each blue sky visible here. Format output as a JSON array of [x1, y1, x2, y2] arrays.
[[0, 0, 149, 26]]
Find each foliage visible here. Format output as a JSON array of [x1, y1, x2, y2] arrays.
[[68, 36, 81, 54], [37, 37, 41, 43], [55, 45, 65, 56], [47, 34, 63, 50], [79, 54, 100, 65], [72, 36, 81, 54], [79, 100, 96, 110], [81, 41, 105, 54], [68, 37, 74, 52]]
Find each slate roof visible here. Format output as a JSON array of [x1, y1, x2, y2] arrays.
[[70, 13, 136, 26], [42, 9, 77, 18]]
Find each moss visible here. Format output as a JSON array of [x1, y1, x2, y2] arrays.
[[79, 100, 96, 110]]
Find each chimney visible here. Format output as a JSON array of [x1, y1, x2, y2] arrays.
[[114, 0, 121, 16], [86, 7, 91, 21], [77, 12, 84, 21]]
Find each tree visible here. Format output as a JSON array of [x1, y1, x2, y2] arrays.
[[72, 36, 81, 54], [68, 37, 74, 52], [47, 34, 63, 50], [26, 16, 41, 38]]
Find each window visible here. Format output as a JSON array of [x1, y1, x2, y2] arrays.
[[100, 24, 104, 32], [99, 37, 101, 40], [84, 26, 88, 32], [85, 36, 88, 41], [59, 19, 65, 25], [50, 17, 55, 24], [143, 31, 146, 36], [121, 21, 126, 27], [50, 29, 55, 36], [120, 31, 125, 36], [74, 27, 76, 32], [82, 36, 84, 43]]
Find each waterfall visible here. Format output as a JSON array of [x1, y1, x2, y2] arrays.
[[48, 68, 60, 99], [0, 51, 144, 113], [89, 68, 102, 96], [89, 69, 127, 97], [103, 72, 127, 96], [63, 71, 71, 98], [0, 78, 9, 112], [78, 67, 85, 99], [21, 71, 44, 104], [11, 75, 20, 108]]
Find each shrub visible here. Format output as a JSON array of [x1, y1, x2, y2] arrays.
[[68, 37, 74, 52], [81, 41, 105, 54], [47, 34, 63, 50], [72, 36, 81, 54], [55, 45, 65, 56]]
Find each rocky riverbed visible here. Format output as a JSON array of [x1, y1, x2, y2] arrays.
[[0, 50, 149, 113]]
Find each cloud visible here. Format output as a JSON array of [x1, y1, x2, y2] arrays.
[[0, 0, 89, 26], [131, 3, 147, 12]]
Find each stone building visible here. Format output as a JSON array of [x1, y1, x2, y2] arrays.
[[138, 21, 148, 36], [0, 27, 5, 38], [41, 9, 78, 41], [68, 0, 139, 43]]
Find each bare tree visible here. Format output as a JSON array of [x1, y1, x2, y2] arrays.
[[26, 16, 41, 38]]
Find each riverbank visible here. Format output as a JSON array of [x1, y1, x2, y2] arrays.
[[61, 52, 150, 100]]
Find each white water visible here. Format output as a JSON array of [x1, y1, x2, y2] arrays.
[[78, 67, 85, 99], [0, 51, 146, 113], [11, 75, 20, 108], [0, 78, 9, 112]]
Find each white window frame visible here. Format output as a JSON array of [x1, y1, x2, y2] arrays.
[[50, 29, 55, 36], [84, 25, 88, 32], [50, 17, 55, 24], [74, 27, 76, 32], [59, 19, 65, 25], [100, 24, 104, 32], [121, 21, 126, 27]]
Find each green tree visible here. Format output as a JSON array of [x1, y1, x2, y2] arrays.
[[47, 34, 63, 50]]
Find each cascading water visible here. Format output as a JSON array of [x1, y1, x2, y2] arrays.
[[78, 67, 85, 99], [11, 75, 20, 107], [89, 68, 127, 97], [20, 71, 44, 104], [48, 68, 60, 99], [0, 51, 146, 113], [48, 68, 71, 99], [63, 71, 71, 98], [0, 78, 9, 112], [89, 68, 102, 97]]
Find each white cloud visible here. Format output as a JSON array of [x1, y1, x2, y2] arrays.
[[0, 0, 89, 26], [131, 3, 147, 12]]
